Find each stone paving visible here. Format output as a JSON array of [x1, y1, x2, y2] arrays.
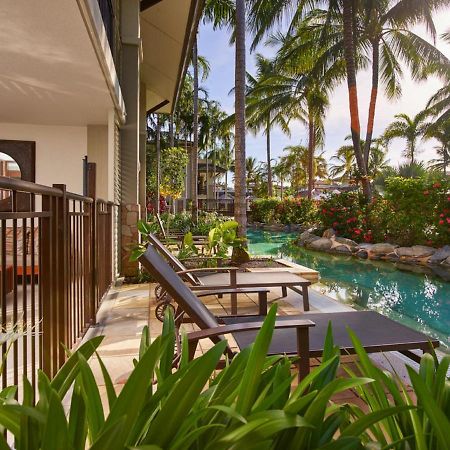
[[83, 281, 418, 410]]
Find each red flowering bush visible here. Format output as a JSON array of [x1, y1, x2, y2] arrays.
[[317, 192, 368, 242]]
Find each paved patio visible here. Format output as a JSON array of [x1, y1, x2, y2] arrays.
[[82, 281, 421, 410]]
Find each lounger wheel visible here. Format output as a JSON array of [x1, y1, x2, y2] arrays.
[[154, 284, 166, 300], [155, 300, 175, 322]]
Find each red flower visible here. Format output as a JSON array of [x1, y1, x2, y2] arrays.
[[333, 222, 339, 227], [423, 191, 430, 196], [354, 229, 361, 235], [440, 213, 445, 218], [439, 220, 444, 225], [433, 182, 441, 188], [447, 218, 450, 224]]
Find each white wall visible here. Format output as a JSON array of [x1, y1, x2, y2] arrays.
[[0, 123, 87, 194]]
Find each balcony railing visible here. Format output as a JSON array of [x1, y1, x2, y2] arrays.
[[0, 178, 116, 395]]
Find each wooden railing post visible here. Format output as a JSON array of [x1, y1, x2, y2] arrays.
[[87, 163, 98, 319], [40, 193, 55, 376], [53, 184, 69, 370]]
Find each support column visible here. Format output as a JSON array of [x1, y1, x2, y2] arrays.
[[120, 0, 141, 276]]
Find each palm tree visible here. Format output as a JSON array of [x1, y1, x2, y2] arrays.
[[245, 156, 260, 190], [245, 55, 292, 197], [191, 37, 199, 220], [234, 0, 247, 237], [280, 145, 327, 194], [248, 1, 450, 199], [359, 1, 449, 167], [426, 30, 450, 128], [329, 144, 356, 182], [273, 159, 289, 199], [383, 112, 429, 165], [425, 120, 450, 174]]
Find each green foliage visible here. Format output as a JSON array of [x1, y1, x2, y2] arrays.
[[250, 197, 317, 226], [250, 198, 281, 223], [380, 176, 450, 246], [157, 211, 225, 236], [159, 147, 189, 199], [205, 220, 248, 260], [0, 306, 448, 449]]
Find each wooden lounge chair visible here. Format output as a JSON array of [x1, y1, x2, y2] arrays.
[[147, 232, 311, 315], [139, 245, 439, 381]]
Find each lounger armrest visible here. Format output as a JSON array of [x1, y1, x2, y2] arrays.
[[176, 267, 239, 275], [187, 319, 315, 342], [194, 287, 270, 297]]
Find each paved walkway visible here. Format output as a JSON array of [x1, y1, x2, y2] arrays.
[[83, 282, 421, 410]]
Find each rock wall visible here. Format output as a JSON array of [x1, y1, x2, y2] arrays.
[[296, 229, 450, 281]]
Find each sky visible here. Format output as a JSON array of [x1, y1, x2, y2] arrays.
[[197, 8, 450, 167]]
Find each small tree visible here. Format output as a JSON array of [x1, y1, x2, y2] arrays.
[[160, 147, 189, 211]]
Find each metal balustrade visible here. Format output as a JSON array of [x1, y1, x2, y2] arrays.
[[0, 177, 116, 395]]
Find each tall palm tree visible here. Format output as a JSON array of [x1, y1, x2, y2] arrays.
[[191, 37, 199, 220], [280, 145, 327, 194], [245, 55, 291, 197], [426, 30, 450, 127], [248, 0, 371, 198], [359, 1, 449, 168], [383, 112, 429, 165], [234, 0, 247, 237], [273, 159, 289, 199]]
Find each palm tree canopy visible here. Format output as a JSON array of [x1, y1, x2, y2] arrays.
[[382, 111, 430, 162]]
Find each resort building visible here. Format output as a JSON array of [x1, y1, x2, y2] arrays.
[[0, 0, 202, 380], [0, 0, 202, 276]]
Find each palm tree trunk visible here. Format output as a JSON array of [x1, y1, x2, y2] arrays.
[[364, 39, 379, 169], [307, 115, 314, 200], [169, 114, 175, 147], [280, 178, 284, 199], [156, 115, 161, 215], [342, 0, 371, 200], [234, 0, 247, 238], [444, 146, 448, 175], [266, 117, 273, 197], [191, 36, 199, 222]]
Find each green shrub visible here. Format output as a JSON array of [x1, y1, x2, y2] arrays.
[[0, 305, 448, 449], [380, 177, 450, 246], [275, 197, 317, 225], [250, 197, 317, 226], [250, 198, 281, 223]]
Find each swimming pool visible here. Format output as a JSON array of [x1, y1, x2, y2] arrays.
[[247, 229, 450, 348]]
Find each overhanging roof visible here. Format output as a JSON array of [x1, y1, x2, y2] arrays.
[[140, 0, 203, 114]]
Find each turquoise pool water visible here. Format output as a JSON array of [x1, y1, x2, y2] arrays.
[[247, 230, 450, 348]]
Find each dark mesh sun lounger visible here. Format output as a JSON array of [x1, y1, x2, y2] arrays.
[[139, 245, 439, 379]]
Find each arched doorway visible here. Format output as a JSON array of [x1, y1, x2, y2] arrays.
[[0, 140, 35, 211]]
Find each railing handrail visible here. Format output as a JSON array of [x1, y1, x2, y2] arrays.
[[66, 192, 94, 203], [0, 176, 63, 197]]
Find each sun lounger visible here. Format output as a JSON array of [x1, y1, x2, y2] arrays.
[[147, 232, 311, 315], [139, 245, 440, 381]]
